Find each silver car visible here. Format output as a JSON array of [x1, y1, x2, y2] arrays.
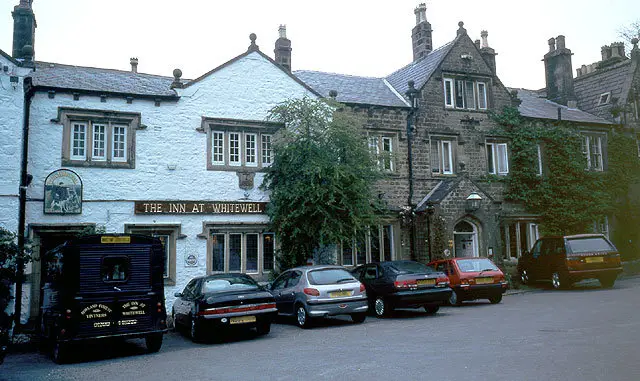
[[269, 265, 368, 328]]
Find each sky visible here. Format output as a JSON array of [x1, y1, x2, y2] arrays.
[[1, 0, 638, 90]]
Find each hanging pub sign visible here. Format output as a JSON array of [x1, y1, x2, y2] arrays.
[[44, 169, 83, 214], [134, 201, 267, 215]]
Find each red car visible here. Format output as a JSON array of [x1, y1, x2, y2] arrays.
[[428, 257, 507, 305]]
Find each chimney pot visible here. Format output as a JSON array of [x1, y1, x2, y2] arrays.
[[414, 3, 427, 25], [543, 35, 575, 106], [556, 35, 565, 49], [601, 45, 611, 61], [274, 26, 292, 71], [548, 38, 556, 52], [480, 30, 489, 48], [130, 57, 138, 73], [475, 39, 481, 49], [278, 24, 287, 39]]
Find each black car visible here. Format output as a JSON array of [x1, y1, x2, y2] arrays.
[[172, 273, 277, 342], [351, 260, 452, 317]]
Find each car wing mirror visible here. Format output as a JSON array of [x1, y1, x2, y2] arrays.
[[174, 292, 182, 298]]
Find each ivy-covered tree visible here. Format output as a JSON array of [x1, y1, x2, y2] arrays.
[[1, 228, 31, 331], [262, 97, 383, 269]]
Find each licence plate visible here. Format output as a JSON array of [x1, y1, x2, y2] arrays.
[[475, 277, 494, 284], [330, 291, 352, 298], [229, 315, 256, 325], [585, 257, 604, 263], [417, 279, 436, 286]]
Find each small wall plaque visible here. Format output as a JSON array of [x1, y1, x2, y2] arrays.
[[44, 169, 83, 214]]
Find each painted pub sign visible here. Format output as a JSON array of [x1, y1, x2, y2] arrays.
[[44, 169, 83, 214]]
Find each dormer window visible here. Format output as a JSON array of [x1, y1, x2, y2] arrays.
[[598, 92, 611, 106], [443, 77, 488, 110]]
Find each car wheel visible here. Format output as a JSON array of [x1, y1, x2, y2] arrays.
[[520, 270, 529, 285], [489, 294, 503, 304], [52, 341, 68, 364], [190, 316, 201, 342], [374, 297, 391, 318], [448, 290, 461, 306], [145, 333, 163, 353], [351, 313, 366, 324], [424, 304, 440, 315], [256, 321, 271, 335], [551, 272, 567, 290], [599, 276, 616, 288], [296, 305, 312, 329]]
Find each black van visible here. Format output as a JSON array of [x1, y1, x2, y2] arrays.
[[40, 234, 168, 363]]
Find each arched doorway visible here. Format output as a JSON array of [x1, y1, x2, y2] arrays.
[[454, 220, 479, 258]]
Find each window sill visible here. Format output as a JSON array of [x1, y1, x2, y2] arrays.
[[206, 165, 268, 172], [62, 159, 134, 169]]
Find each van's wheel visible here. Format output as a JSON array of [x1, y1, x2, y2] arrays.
[[489, 294, 503, 304], [520, 270, 529, 285], [52, 341, 68, 364], [145, 333, 163, 353], [424, 304, 440, 315], [256, 321, 271, 335], [551, 272, 567, 290], [448, 290, 461, 306], [599, 276, 616, 288], [295, 305, 312, 329], [374, 297, 392, 318]]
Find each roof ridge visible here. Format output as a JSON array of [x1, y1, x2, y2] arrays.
[[385, 39, 456, 79], [294, 69, 383, 80], [35, 61, 173, 79], [574, 59, 632, 82]]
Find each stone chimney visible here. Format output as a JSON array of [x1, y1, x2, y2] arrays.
[[479, 30, 497, 74], [543, 35, 576, 106], [411, 3, 432, 61], [130, 57, 138, 73], [12, 0, 36, 61], [274, 25, 292, 72]]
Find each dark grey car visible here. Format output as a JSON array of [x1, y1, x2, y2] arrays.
[[270, 265, 368, 328]]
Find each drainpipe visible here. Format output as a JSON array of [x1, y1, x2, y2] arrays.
[[15, 76, 34, 328], [405, 81, 420, 261]]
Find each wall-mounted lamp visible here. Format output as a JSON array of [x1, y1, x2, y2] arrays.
[[466, 192, 482, 211]]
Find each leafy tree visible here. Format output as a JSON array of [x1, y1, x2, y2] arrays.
[[0, 228, 31, 329], [262, 97, 383, 269]]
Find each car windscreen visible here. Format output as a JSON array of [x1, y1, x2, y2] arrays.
[[456, 258, 499, 272], [388, 261, 433, 274], [566, 237, 616, 254], [307, 269, 356, 285], [202, 275, 259, 293]]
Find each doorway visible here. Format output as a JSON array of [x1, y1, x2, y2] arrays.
[[454, 220, 479, 258]]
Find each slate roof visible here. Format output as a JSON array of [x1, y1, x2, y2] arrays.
[[294, 70, 409, 108], [511, 88, 612, 125], [0, 48, 19, 65], [30, 61, 178, 98], [573, 59, 637, 121], [415, 179, 459, 212], [385, 40, 456, 96]]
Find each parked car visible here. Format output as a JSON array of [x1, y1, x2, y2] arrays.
[[428, 257, 507, 305], [172, 273, 276, 342], [269, 265, 368, 328], [40, 234, 168, 364], [351, 261, 451, 318], [517, 234, 623, 289]]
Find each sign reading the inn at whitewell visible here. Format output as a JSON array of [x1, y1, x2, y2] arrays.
[[134, 201, 266, 215], [44, 169, 82, 214]]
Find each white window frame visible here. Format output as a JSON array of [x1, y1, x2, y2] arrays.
[[212, 131, 225, 165], [487, 142, 509, 175], [477, 82, 487, 110], [431, 138, 454, 175], [381, 137, 394, 171], [70, 122, 87, 160], [464, 80, 475, 110], [112, 125, 128, 162], [228, 132, 241, 166], [536, 144, 543, 176], [245, 133, 257, 167], [261, 134, 273, 167], [582, 134, 604, 172], [598, 92, 611, 106], [444, 78, 454, 108], [208, 230, 275, 274], [341, 224, 395, 266], [92, 123, 107, 161]]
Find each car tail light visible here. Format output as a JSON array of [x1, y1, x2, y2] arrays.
[[303, 288, 320, 296], [436, 276, 449, 287], [394, 279, 417, 289], [359, 284, 366, 293], [65, 309, 72, 320]]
